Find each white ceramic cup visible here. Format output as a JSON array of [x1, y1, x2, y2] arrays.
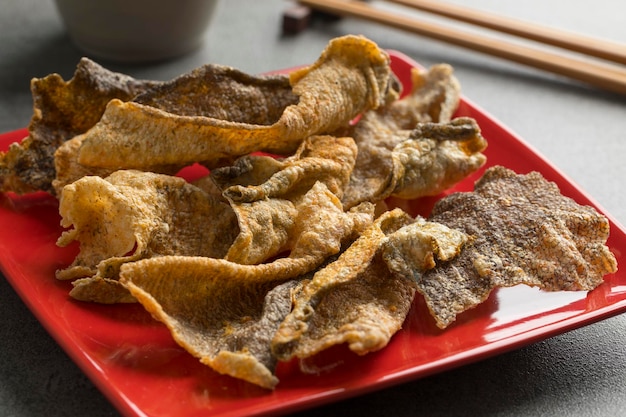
[[53, 0, 218, 62]]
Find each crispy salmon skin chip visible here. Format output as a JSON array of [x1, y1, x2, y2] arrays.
[[76, 35, 395, 170], [120, 257, 301, 390], [420, 166, 618, 328], [56, 170, 238, 302], [338, 65, 486, 209], [271, 210, 467, 361]]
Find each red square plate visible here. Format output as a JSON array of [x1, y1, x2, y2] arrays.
[[1, 51, 625, 417]]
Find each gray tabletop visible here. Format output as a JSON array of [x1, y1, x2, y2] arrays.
[[1, 1, 626, 416]]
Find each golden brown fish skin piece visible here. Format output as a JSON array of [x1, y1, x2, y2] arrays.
[[341, 115, 487, 208], [339, 64, 475, 209], [390, 117, 487, 199], [216, 135, 361, 265], [381, 217, 468, 279], [120, 257, 301, 389], [52, 134, 182, 196], [271, 210, 467, 361], [224, 197, 298, 265], [399, 64, 461, 125], [288, 34, 395, 112], [275, 252, 417, 361], [52, 135, 116, 196], [76, 35, 394, 170], [271, 209, 427, 361], [64, 175, 374, 302], [420, 166, 618, 329], [56, 170, 238, 303], [287, 189, 375, 261], [0, 58, 158, 195], [222, 135, 357, 203], [117, 196, 370, 390], [225, 182, 373, 265], [52, 65, 299, 192], [69, 276, 137, 304]]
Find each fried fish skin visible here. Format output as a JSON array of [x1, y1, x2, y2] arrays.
[[381, 217, 468, 279], [270, 209, 467, 362], [273, 251, 418, 361], [224, 197, 297, 265], [52, 64, 300, 193], [76, 35, 394, 170], [117, 192, 368, 390], [60, 174, 374, 303], [0, 58, 158, 195], [120, 257, 301, 390], [401, 64, 461, 124], [341, 116, 487, 208], [271, 214, 392, 360], [214, 135, 361, 265], [220, 135, 358, 203], [390, 117, 487, 199], [59, 134, 369, 300], [271, 208, 461, 361], [420, 166, 618, 329], [56, 170, 238, 302], [338, 64, 485, 209], [117, 191, 374, 388], [133, 64, 299, 124], [224, 181, 373, 266], [53, 135, 118, 196]]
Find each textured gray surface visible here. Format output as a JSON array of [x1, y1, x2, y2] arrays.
[[1, 1, 625, 416]]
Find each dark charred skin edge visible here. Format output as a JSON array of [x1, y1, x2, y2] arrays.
[[134, 64, 299, 125], [410, 117, 481, 142], [0, 58, 158, 195]]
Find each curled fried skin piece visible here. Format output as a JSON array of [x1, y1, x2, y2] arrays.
[[421, 166, 618, 328], [221, 135, 357, 203], [52, 64, 299, 193], [271, 209, 421, 361], [338, 64, 482, 209], [117, 192, 369, 390], [117, 198, 373, 388], [217, 135, 361, 265], [399, 64, 461, 124], [53, 135, 116, 197], [0, 58, 157, 195], [390, 117, 487, 199], [225, 182, 374, 265], [56, 170, 238, 303], [224, 198, 297, 265], [271, 210, 467, 361], [77, 35, 394, 171], [120, 257, 301, 390], [381, 217, 468, 279], [342, 116, 487, 208], [275, 253, 417, 361]]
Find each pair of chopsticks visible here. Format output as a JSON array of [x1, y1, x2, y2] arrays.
[[297, 0, 626, 95]]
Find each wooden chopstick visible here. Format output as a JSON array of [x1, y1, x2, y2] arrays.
[[297, 0, 626, 95], [388, 0, 626, 65]]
